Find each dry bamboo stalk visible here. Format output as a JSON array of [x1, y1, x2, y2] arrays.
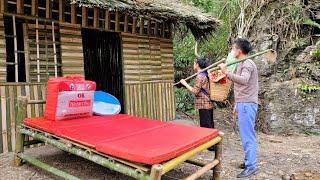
[[23, 23, 30, 82], [9, 86, 15, 151], [31, 0, 38, 16], [14, 96, 27, 166], [1, 86, 8, 153], [185, 160, 219, 180], [12, 16, 18, 82], [36, 19, 40, 82], [51, 22, 58, 77], [58, 0, 64, 22]]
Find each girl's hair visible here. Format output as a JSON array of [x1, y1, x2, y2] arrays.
[[195, 57, 209, 69]]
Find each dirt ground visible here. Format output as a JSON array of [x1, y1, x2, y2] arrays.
[[1, 122, 320, 180]]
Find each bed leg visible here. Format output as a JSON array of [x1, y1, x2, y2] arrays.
[[213, 134, 223, 180], [150, 164, 163, 180], [14, 96, 27, 166]]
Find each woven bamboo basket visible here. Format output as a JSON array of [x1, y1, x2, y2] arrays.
[[209, 71, 233, 102]]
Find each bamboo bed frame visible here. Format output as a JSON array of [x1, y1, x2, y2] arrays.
[[14, 96, 223, 180]]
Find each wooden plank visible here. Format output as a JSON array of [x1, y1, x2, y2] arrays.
[[59, 0, 65, 22], [46, 0, 52, 19], [1, 86, 8, 153], [81, 6, 87, 27], [17, 0, 24, 14], [31, 0, 38, 16], [93, 7, 99, 28]]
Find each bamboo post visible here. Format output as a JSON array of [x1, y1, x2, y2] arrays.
[[58, 0, 65, 22], [150, 164, 163, 180], [132, 17, 137, 34], [36, 18, 40, 82], [213, 133, 223, 180], [52, 21, 58, 77], [104, 10, 109, 30], [70, 4, 77, 24], [12, 16, 19, 82], [18, 153, 80, 180], [82, 7, 88, 27], [31, 0, 38, 16], [14, 96, 27, 166], [0, 0, 8, 13], [17, 0, 24, 14], [93, 7, 98, 28], [46, 0, 52, 19], [23, 23, 30, 82]]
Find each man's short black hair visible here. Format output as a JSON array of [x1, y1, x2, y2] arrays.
[[234, 38, 252, 55], [196, 57, 209, 69]]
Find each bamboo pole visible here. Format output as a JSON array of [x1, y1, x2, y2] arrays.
[[213, 132, 224, 180], [161, 136, 222, 174], [36, 18, 40, 82], [208, 49, 275, 73], [18, 153, 80, 180], [12, 16, 18, 82], [173, 58, 225, 86], [19, 128, 150, 180], [150, 164, 163, 180], [52, 22, 58, 77], [174, 49, 276, 86], [185, 160, 219, 180], [14, 96, 27, 166]]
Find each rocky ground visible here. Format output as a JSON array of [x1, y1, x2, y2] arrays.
[[1, 120, 320, 180]]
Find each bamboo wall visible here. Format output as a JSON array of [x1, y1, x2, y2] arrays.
[[122, 33, 175, 121], [0, 83, 46, 153], [0, 14, 6, 81], [60, 23, 84, 76]]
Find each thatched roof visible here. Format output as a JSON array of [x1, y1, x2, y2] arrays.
[[72, 0, 221, 40]]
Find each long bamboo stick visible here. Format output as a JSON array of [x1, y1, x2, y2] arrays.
[[12, 16, 18, 82], [185, 160, 219, 180], [208, 49, 274, 73], [174, 49, 275, 86], [173, 58, 225, 86]]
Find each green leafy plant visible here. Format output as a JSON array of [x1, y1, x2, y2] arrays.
[[300, 85, 320, 94], [303, 19, 320, 30], [175, 88, 197, 115]]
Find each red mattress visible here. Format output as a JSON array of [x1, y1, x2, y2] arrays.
[[24, 115, 219, 164]]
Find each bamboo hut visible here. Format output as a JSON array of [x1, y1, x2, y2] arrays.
[[0, 0, 219, 153]]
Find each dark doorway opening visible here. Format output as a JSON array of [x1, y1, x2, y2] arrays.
[[81, 29, 124, 112]]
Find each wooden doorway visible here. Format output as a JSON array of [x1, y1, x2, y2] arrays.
[[81, 29, 124, 111]]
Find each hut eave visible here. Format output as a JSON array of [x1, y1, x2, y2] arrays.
[[72, 0, 221, 40]]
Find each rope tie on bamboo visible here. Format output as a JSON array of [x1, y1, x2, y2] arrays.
[[84, 149, 92, 155]]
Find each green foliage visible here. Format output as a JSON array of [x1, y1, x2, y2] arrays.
[[174, 1, 239, 114], [313, 49, 320, 60], [304, 130, 320, 136], [303, 19, 320, 30], [175, 88, 197, 115], [300, 85, 320, 94]]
